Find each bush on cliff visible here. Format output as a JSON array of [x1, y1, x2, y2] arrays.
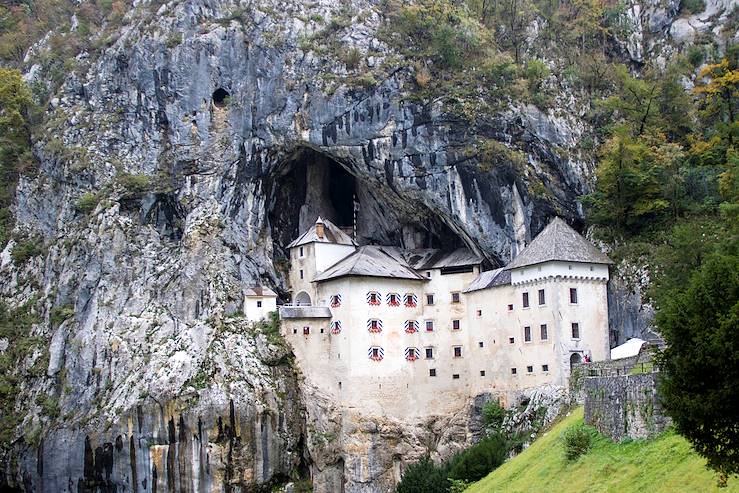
[[396, 456, 450, 493]]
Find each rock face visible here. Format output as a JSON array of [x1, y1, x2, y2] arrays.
[[1, 0, 731, 490]]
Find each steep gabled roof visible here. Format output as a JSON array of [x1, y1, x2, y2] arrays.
[[286, 217, 357, 249], [313, 246, 428, 283], [505, 217, 613, 270], [463, 268, 511, 293]]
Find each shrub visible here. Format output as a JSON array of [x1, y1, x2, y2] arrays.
[[396, 456, 450, 493], [681, 0, 705, 13], [447, 433, 508, 483], [75, 192, 100, 214], [562, 423, 597, 461], [482, 400, 507, 430], [341, 47, 362, 70], [11, 238, 44, 265], [116, 173, 152, 199], [50, 305, 75, 327]]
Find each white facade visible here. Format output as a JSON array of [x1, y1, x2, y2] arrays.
[[279, 217, 613, 417], [244, 287, 278, 321]]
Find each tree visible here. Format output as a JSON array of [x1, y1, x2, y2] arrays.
[[694, 56, 739, 147], [655, 251, 739, 480], [447, 433, 508, 482], [396, 456, 450, 493], [600, 65, 660, 137]]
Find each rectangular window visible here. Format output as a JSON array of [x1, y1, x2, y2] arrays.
[[372, 348, 379, 358], [426, 271, 432, 278], [371, 320, 379, 331], [511, 368, 517, 375], [300, 270, 304, 280], [425, 347, 434, 359], [540, 324, 548, 340], [509, 337, 515, 344], [476, 309, 482, 317], [452, 374, 460, 380], [425, 320, 434, 332], [453, 346, 462, 358], [451, 292, 460, 303], [369, 293, 378, 304], [299, 246, 304, 257], [538, 289, 545, 305], [426, 294, 435, 305], [508, 304, 514, 311], [522, 292, 529, 308], [452, 319, 460, 330], [429, 368, 437, 377], [303, 326, 310, 335], [542, 364, 549, 372], [570, 288, 578, 304], [293, 328, 297, 334], [257, 301, 262, 307], [480, 370, 486, 376], [479, 341, 484, 348], [524, 326, 532, 342], [389, 293, 398, 305], [527, 365, 534, 373], [571, 322, 580, 339]]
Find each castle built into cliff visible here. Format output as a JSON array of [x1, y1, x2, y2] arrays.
[[253, 217, 613, 417]]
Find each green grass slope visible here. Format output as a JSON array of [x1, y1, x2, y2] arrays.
[[467, 408, 738, 493]]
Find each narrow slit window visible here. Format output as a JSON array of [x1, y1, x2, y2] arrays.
[[570, 288, 578, 304], [538, 289, 545, 305], [524, 326, 532, 342], [540, 324, 548, 340], [522, 292, 529, 308], [571, 322, 580, 339]]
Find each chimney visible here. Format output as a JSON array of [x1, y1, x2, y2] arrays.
[[315, 217, 325, 239]]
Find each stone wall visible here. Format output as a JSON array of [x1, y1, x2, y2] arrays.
[[583, 373, 671, 441]]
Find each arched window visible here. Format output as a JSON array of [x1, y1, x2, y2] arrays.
[[330, 294, 342, 308], [404, 293, 418, 307], [405, 347, 420, 361], [368, 346, 384, 361], [330, 321, 342, 334], [386, 293, 400, 307], [295, 291, 312, 306], [367, 319, 383, 333], [367, 291, 381, 306], [405, 320, 419, 334]]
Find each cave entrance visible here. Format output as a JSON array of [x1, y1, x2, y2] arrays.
[[212, 88, 230, 107], [267, 147, 468, 255]]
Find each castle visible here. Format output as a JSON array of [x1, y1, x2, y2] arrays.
[[257, 217, 612, 417]]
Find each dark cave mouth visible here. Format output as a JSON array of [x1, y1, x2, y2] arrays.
[[267, 147, 467, 254], [212, 88, 230, 107]]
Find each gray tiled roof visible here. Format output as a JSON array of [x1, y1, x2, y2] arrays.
[[279, 306, 332, 319], [505, 217, 613, 270], [313, 246, 428, 282], [463, 268, 511, 292], [245, 286, 277, 297], [286, 217, 357, 248]]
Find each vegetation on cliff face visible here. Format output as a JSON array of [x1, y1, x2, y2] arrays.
[[468, 408, 739, 493]]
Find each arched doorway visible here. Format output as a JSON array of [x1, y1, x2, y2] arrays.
[[295, 291, 312, 306], [570, 352, 582, 369]]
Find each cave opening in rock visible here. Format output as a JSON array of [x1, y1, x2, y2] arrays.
[[212, 88, 230, 107], [268, 147, 468, 257]]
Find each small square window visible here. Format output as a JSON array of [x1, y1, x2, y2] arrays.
[[527, 365, 533, 373], [524, 326, 531, 342], [300, 269, 304, 280], [571, 322, 580, 339], [480, 370, 486, 376], [522, 292, 529, 308], [538, 289, 545, 305], [451, 292, 461, 303], [511, 368, 517, 375], [540, 324, 548, 340], [453, 346, 462, 358], [476, 309, 482, 317], [320, 328, 324, 333], [509, 337, 515, 344], [542, 364, 549, 372], [425, 320, 434, 332], [479, 341, 484, 348], [429, 368, 437, 377], [426, 294, 435, 305], [425, 271, 432, 278], [425, 347, 434, 359], [257, 301, 262, 308], [570, 288, 578, 304], [452, 319, 460, 330], [452, 374, 460, 380], [293, 328, 297, 334], [508, 304, 514, 311]]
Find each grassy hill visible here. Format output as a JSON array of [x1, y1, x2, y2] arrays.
[[467, 408, 738, 493]]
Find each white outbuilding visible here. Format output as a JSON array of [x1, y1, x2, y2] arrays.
[[244, 286, 277, 321]]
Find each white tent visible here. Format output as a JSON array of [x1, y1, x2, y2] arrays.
[[611, 338, 647, 360]]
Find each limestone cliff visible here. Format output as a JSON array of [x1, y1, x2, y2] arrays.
[[0, 0, 734, 491]]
